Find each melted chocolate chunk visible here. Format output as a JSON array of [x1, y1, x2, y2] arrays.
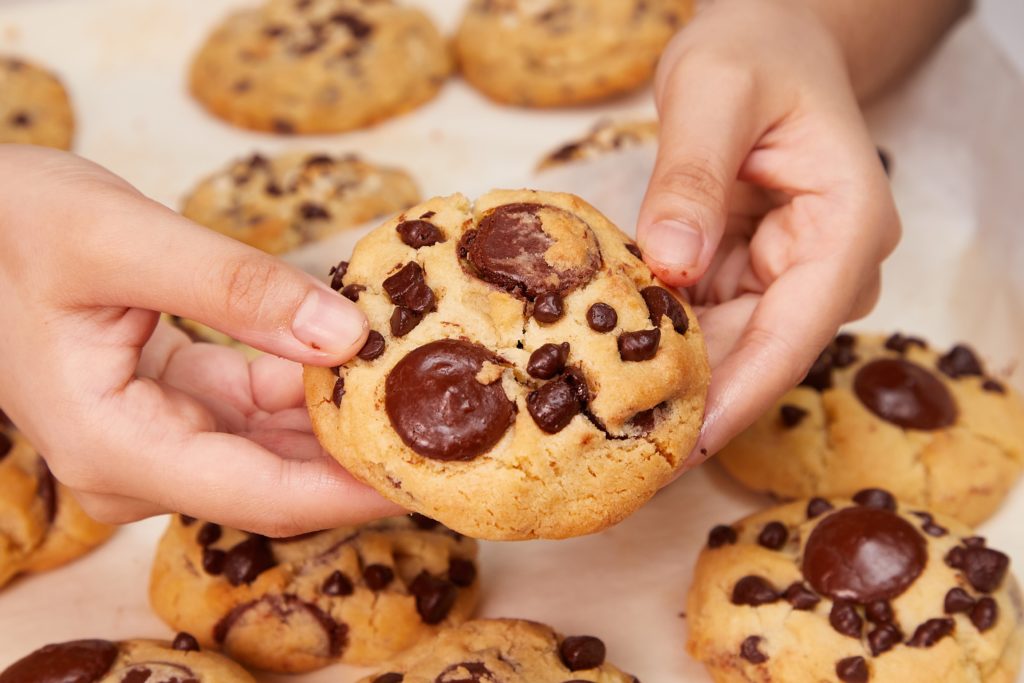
[[298, 201, 330, 220], [885, 333, 926, 354], [357, 331, 386, 361], [806, 497, 834, 519], [559, 635, 606, 671], [731, 576, 779, 606], [800, 348, 834, 391], [779, 404, 808, 428], [385, 340, 514, 461], [853, 358, 957, 430], [383, 262, 435, 314], [397, 220, 444, 248], [329, 260, 348, 291], [830, 600, 863, 638], [618, 329, 660, 362], [945, 587, 975, 614], [802, 506, 927, 603], [527, 342, 569, 379], [390, 307, 423, 337], [586, 302, 617, 332], [629, 407, 657, 433], [853, 488, 896, 511], [783, 582, 820, 610], [533, 292, 564, 323], [527, 367, 588, 434], [865, 600, 893, 624], [835, 656, 868, 683], [202, 547, 226, 575], [374, 675, 404, 683], [757, 522, 788, 550], [625, 243, 643, 260], [739, 635, 768, 664], [949, 546, 1010, 593], [172, 632, 200, 652], [322, 570, 354, 596], [640, 286, 689, 334], [707, 525, 737, 548], [341, 284, 365, 301], [197, 522, 221, 547], [868, 622, 902, 656], [0, 639, 118, 683], [963, 536, 987, 547], [983, 379, 1006, 394], [363, 564, 394, 590], [223, 535, 276, 586], [410, 573, 458, 625], [434, 662, 493, 683], [937, 345, 984, 378], [330, 11, 373, 38], [331, 377, 346, 407], [448, 558, 477, 587], [970, 597, 998, 632], [907, 618, 955, 647]]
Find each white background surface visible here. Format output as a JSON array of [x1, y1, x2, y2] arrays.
[[0, 1, 1022, 681]]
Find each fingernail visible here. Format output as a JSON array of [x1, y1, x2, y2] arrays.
[[292, 288, 368, 355], [641, 220, 704, 269]]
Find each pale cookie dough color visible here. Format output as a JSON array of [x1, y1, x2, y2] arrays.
[[149, 514, 480, 672], [359, 619, 638, 683], [304, 190, 709, 540], [181, 151, 420, 254], [190, 0, 451, 134], [537, 119, 658, 170], [717, 333, 1024, 526], [0, 636, 256, 682], [454, 0, 692, 107], [688, 492, 1024, 683], [0, 412, 114, 589], [0, 56, 74, 149]]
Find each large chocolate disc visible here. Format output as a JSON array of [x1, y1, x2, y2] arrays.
[[854, 359, 957, 430], [0, 640, 118, 683]]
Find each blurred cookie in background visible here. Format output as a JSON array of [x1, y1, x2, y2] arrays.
[[0, 56, 74, 149], [537, 118, 658, 170]]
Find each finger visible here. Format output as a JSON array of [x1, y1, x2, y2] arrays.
[[73, 490, 168, 525], [242, 429, 329, 461], [694, 294, 761, 369], [250, 354, 307, 413]]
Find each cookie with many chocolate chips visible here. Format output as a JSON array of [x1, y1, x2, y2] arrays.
[[717, 333, 1024, 525], [0, 636, 255, 682], [182, 151, 420, 254], [357, 619, 637, 683], [304, 190, 709, 540], [687, 493, 1024, 683], [189, 0, 450, 133], [149, 513, 479, 672], [455, 0, 693, 107], [0, 417, 114, 589], [537, 119, 658, 170], [0, 56, 74, 149]]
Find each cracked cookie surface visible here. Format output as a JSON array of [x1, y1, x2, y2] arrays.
[[717, 333, 1024, 526], [537, 119, 658, 170], [149, 513, 479, 672], [304, 190, 709, 540], [0, 56, 74, 149], [688, 492, 1024, 683]]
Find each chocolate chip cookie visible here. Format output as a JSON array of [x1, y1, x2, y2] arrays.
[[0, 56, 74, 149], [0, 636, 255, 682], [181, 151, 420, 254], [304, 190, 709, 540], [359, 619, 638, 683], [454, 0, 693, 107], [537, 119, 658, 170], [149, 513, 480, 672], [717, 333, 1024, 526], [0, 414, 114, 589], [688, 491, 1024, 683], [190, 0, 451, 134]]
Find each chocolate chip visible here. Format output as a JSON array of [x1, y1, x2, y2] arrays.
[[264, 24, 286, 37], [341, 284, 365, 301], [963, 536, 987, 547], [448, 558, 477, 587], [802, 506, 927, 603], [202, 547, 226, 575], [331, 377, 346, 406], [829, 599, 863, 638], [363, 564, 394, 590], [907, 618, 955, 647], [410, 513, 439, 529], [586, 303, 617, 332], [957, 546, 1010, 593], [322, 570, 354, 596], [559, 635, 606, 671], [420, 211, 436, 219], [625, 243, 642, 259], [618, 329, 660, 362], [197, 523, 222, 546], [172, 632, 200, 652], [783, 582, 820, 610], [9, 111, 31, 127], [357, 331, 386, 361], [223, 535, 276, 586], [731, 576, 778, 606], [757, 522, 788, 550], [390, 307, 422, 337], [385, 340, 514, 461], [739, 635, 768, 664], [707, 525, 737, 548], [533, 292, 565, 323], [885, 333, 926, 354], [640, 286, 688, 334], [944, 587, 975, 614], [264, 181, 283, 196], [982, 379, 1006, 394], [527, 368, 588, 434], [527, 342, 569, 379], [329, 260, 348, 291], [922, 521, 947, 537], [373, 674, 403, 683], [549, 142, 581, 162], [868, 622, 902, 656], [806, 497, 834, 519], [852, 488, 896, 511], [272, 119, 295, 134], [330, 11, 373, 38], [865, 600, 893, 624], [383, 262, 436, 314], [304, 154, 333, 168], [410, 573, 457, 624], [0, 639, 118, 683], [800, 348, 834, 391], [832, 337, 859, 368], [629, 407, 657, 433], [779, 404, 808, 428], [970, 597, 998, 632], [854, 359, 957, 430], [397, 220, 444, 248], [937, 345, 984, 378], [297, 202, 330, 220], [835, 656, 868, 683]]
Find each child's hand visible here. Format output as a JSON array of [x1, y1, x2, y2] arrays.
[[0, 145, 403, 535]]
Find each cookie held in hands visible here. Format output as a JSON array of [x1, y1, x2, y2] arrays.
[[304, 190, 709, 540]]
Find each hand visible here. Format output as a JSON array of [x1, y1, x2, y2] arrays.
[[0, 146, 403, 535], [636, 0, 901, 460]]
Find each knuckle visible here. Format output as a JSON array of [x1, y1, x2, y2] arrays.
[[74, 494, 148, 525], [216, 254, 281, 318], [655, 159, 729, 219]]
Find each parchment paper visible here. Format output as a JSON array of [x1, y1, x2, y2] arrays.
[[0, 2, 1021, 681]]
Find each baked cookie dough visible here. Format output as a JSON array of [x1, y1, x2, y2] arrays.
[[0, 56, 74, 149], [687, 491, 1024, 683], [190, 0, 451, 134], [182, 151, 420, 254], [537, 119, 658, 170], [0, 636, 255, 682], [454, 0, 693, 107], [0, 414, 114, 589], [359, 619, 637, 683], [149, 513, 480, 672], [717, 333, 1024, 526], [304, 190, 709, 540]]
